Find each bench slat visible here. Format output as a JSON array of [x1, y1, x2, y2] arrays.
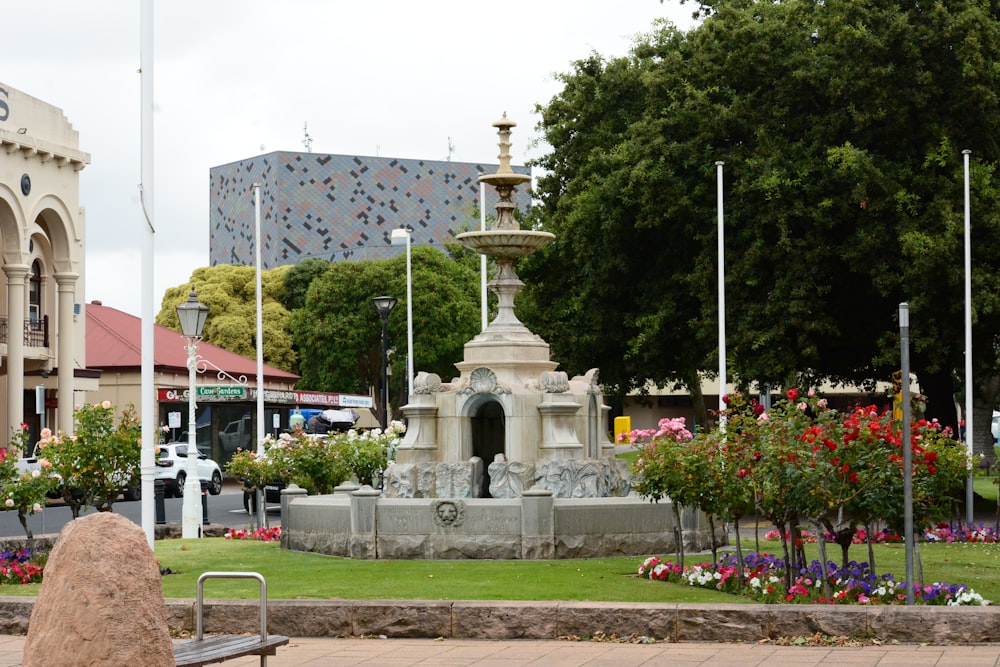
[[173, 634, 290, 667]]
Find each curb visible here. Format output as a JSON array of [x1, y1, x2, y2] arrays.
[[2, 598, 996, 644]]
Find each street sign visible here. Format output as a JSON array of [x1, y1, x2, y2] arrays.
[[196, 385, 246, 399]]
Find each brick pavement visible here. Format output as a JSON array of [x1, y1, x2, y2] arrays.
[[0, 635, 999, 666]]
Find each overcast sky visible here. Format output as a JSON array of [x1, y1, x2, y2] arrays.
[[6, 0, 697, 317]]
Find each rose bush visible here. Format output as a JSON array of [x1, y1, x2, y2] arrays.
[[624, 388, 968, 600], [37, 402, 142, 517]]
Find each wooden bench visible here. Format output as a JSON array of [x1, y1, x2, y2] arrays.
[[172, 571, 289, 667]]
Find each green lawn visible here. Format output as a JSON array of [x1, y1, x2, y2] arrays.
[[6, 535, 999, 604], [974, 475, 999, 504], [0, 539, 735, 603]]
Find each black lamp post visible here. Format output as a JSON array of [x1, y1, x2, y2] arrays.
[[371, 296, 397, 430]]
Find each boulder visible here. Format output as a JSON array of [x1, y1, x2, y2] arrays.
[[23, 512, 173, 667]]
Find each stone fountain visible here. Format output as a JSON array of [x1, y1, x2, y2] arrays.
[[383, 114, 630, 499], [280, 117, 718, 559]]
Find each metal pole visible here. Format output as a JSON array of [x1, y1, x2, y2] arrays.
[[480, 182, 488, 331], [139, 0, 156, 548], [716, 161, 727, 430], [254, 183, 266, 529], [182, 338, 202, 538], [963, 149, 974, 525], [900, 303, 914, 605], [405, 231, 413, 398], [380, 316, 389, 431]]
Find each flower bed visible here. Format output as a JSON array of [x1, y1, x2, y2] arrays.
[[225, 526, 282, 542], [0, 549, 45, 585], [637, 553, 989, 606]]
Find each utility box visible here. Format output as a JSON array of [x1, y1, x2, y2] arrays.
[[613, 416, 632, 444]]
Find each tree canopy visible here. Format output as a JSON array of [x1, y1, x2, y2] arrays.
[[288, 245, 481, 423], [522, 0, 1000, 446], [157, 264, 297, 373]]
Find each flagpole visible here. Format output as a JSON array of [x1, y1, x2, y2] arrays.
[[139, 0, 156, 548], [963, 149, 974, 525], [716, 161, 727, 430]]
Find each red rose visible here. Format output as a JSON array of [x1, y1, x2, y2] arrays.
[[786, 389, 799, 401]]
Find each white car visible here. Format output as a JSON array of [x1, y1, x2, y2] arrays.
[[156, 444, 223, 498]]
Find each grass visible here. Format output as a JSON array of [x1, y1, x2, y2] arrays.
[[5, 534, 1000, 604], [0, 539, 736, 603], [974, 475, 999, 505]]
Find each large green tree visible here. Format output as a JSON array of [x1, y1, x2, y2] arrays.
[[289, 246, 481, 424], [523, 0, 1000, 449], [157, 264, 297, 373]]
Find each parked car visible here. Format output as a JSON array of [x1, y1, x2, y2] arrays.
[[219, 414, 253, 453], [156, 444, 223, 498]]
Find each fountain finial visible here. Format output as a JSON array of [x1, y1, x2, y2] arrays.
[[492, 113, 516, 175]]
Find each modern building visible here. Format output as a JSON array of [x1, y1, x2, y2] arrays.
[[0, 82, 94, 444], [86, 301, 375, 467], [209, 152, 532, 269]]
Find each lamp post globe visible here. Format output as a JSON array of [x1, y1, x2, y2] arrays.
[[371, 296, 396, 431], [176, 289, 209, 539]]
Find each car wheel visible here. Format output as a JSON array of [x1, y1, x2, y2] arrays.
[[209, 470, 223, 495], [122, 485, 141, 502], [175, 471, 186, 497]]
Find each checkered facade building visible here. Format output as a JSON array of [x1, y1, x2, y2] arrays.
[[209, 152, 531, 269]]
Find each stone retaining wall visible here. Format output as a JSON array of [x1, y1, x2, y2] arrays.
[[282, 489, 723, 559], [0, 598, 997, 643]]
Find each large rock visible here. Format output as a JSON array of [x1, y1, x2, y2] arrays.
[[23, 512, 173, 667]]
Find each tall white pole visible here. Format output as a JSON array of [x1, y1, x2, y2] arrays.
[[480, 182, 488, 331], [254, 184, 266, 526], [405, 231, 413, 398], [181, 338, 202, 539], [963, 149, 974, 525], [716, 161, 727, 429], [139, 0, 156, 548], [900, 303, 914, 604]]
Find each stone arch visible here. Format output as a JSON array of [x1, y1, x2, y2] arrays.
[[31, 196, 79, 274], [462, 392, 507, 498], [0, 183, 28, 263]]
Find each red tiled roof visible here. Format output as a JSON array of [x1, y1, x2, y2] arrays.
[[85, 301, 300, 382]]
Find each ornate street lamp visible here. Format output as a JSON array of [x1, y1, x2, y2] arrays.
[[371, 296, 397, 431], [176, 289, 209, 539]]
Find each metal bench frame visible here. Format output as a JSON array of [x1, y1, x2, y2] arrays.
[[172, 571, 289, 667]]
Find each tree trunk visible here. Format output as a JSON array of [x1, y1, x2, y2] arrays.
[[832, 524, 856, 570], [814, 520, 832, 601], [972, 380, 1000, 462], [708, 514, 718, 566], [918, 366, 958, 435], [18, 510, 34, 555], [672, 503, 685, 569], [685, 371, 710, 432], [733, 516, 745, 588], [865, 521, 877, 577]]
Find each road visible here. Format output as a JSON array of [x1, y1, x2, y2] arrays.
[[0, 481, 279, 540]]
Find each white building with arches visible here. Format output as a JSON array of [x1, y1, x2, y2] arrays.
[[0, 83, 94, 444]]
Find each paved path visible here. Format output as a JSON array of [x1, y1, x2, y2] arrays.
[[0, 635, 999, 666]]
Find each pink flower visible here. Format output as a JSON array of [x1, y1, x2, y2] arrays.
[[4, 499, 13, 508]]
